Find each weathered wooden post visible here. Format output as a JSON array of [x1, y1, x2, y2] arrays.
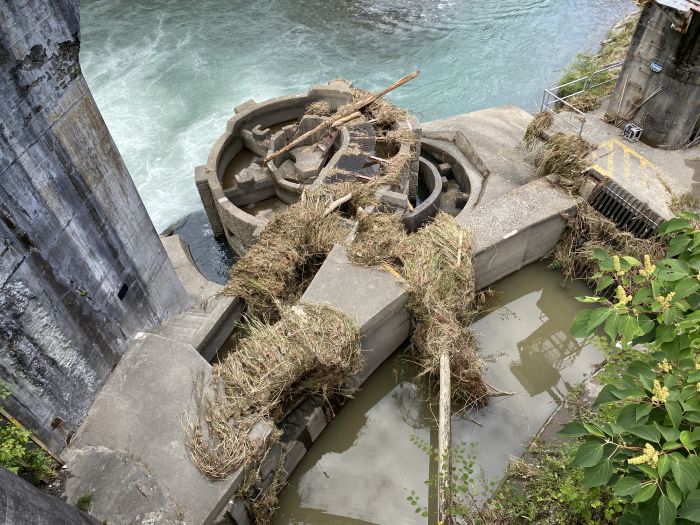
[[438, 352, 452, 524]]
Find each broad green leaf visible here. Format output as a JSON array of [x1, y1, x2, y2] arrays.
[[587, 307, 614, 332], [633, 287, 652, 305], [623, 256, 642, 267], [604, 309, 621, 341], [571, 441, 605, 468], [595, 384, 622, 406], [675, 278, 700, 300], [666, 401, 683, 429], [678, 489, 700, 520], [583, 422, 606, 438], [596, 275, 614, 293], [668, 235, 692, 257], [636, 403, 653, 423], [628, 425, 661, 442], [583, 459, 613, 488], [619, 315, 643, 344], [558, 421, 588, 438], [656, 325, 678, 345], [614, 476, 644, 497], [667, 480, 683, 506], [659, 218, 692, 235], [671, 457, 700, 494], [658, 494, 678, 525], [658, 454, 671, 477], [571, 309, 594, 337], [657, 424, 681, 443], [632, 482, 657, 503], [680, 430, 697, 451]]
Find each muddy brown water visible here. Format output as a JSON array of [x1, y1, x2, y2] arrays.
[[273, 263, 602, 525]]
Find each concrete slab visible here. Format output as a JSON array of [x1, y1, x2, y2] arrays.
[[301, 244, 410, 382], [424, 105, 537, 204], [553, 106, 700, 217], [458, 178, 577, 289], [290, 145, 325, 182], [62, 334, 242, 525]]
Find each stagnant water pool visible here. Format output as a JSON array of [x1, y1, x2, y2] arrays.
[[273, 263, 602, 525], [80, 0, 635, 233]]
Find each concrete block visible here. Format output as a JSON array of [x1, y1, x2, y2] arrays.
[[438, 162, 453, 178], [248, 419, 275, 448], [302, 245, 410, 381], [306, 407, 328, 442], [282, 440, 307, 479], [251, 124, 270, 141], [377, 189, 409, 210], [291, 145, 325, 182], [63, 335, 243, 525], [234, 100, 258, 114], [225, 499, 252, 525], [458, 178, 576, 289], [235, 167, 255, 187]]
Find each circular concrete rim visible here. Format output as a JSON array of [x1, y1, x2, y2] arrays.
[[403, 156, 442, 232], [420, 139, 480, 212]]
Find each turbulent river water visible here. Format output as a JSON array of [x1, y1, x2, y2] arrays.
[[81, 0, 634, 232]]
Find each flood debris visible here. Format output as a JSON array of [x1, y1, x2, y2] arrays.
[[351, 212, 488, 406], [184, 303, 362, 479], [552, 201, 665, 282], [222, 190, 349, 320]]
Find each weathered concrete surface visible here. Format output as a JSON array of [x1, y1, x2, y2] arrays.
[[424, 105, 537, 204], [302, 244, 410, 382], [62, 334, 242, 525], [458, 178, 577, 289], [606, 2, 700, 149], [0, 0, 188, 453], [0, 466, 98, 525], [159, 235, 243, 361], [554, 106, 699, 218]]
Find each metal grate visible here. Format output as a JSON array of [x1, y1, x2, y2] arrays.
[[588, 178, 663, 239]]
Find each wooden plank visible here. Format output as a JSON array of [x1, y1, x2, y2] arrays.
[[438, 352, 452, 524]]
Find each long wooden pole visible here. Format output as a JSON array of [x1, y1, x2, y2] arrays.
[[263, 71, 419, 163], [438, 352, 452, 524]]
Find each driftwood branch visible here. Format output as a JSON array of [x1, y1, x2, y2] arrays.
[[323, 193, 352, 217], [263, 71, 419, 164], [331, 111, 362, 128]]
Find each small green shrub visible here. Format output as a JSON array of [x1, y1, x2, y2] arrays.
[[566, 212, 700, 525], [76, 491, 93, 512], [0, 381, 55, 482]]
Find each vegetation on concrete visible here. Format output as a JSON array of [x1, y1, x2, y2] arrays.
[[670, 192, 699, 215], [557, 11, 639, 112], [530, 130, 595, 192], [76, 491, 93, 512], [0, 381, 55, 484]]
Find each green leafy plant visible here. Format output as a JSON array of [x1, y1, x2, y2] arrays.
[[0, 381, 55, 482], [564, 212, 700, 525], [408, 435, 497, 524]]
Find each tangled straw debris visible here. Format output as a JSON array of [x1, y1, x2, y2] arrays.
[[530, 132, 595, 192], [552, 201, 665, 282], [350, 211, 488, 405], [223, 190, 349, 320], [523, 111, 554, 145], [305, 100, 332, 116], [184, 303, 362, 479]]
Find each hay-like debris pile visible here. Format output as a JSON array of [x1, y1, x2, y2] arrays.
[[523, 111, 553, 145], [552, 201, 665, 282], [185, 303, 362, 479], [351, 212, 488, 405], [530, 132, 594, 192], [305, 100, 332, 116], [337, 87, 408, 127], [223, 190, 348, 320]]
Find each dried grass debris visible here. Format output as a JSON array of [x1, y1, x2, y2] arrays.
[[184, 303, 362, 479], [305, 100, 332, 116], [531, 132, 595, 192]]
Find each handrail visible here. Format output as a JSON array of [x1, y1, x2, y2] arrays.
[[540, 61, 624, 136]]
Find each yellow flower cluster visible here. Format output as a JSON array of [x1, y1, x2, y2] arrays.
[[657, 359, 673, 373], [612, 255, 626, 278], [651, 379, 670, 404], [628, 443, 660, 468], [656, 292, 676, 311], [639, 254, 656, 278], [697, 382, 700, 393], [616, 285, 632, 306]]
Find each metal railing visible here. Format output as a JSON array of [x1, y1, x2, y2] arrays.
[[540, 60, 625, 136]]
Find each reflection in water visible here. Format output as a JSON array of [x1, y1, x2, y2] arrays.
[[274, 264, 601, 524]]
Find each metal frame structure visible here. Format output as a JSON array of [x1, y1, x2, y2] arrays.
[[540, 61, 625, 135]]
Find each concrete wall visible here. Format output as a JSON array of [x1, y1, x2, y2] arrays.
[[0, 0, 188, 453], [457, 178, 577, 289], [606, 2, 700, 148]]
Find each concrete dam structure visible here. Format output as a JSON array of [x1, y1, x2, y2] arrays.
[[0, 0, 188, 455], [1, 1, 698, 524]]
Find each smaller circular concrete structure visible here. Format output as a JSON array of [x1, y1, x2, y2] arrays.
[[403, 157, 442, 232]]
